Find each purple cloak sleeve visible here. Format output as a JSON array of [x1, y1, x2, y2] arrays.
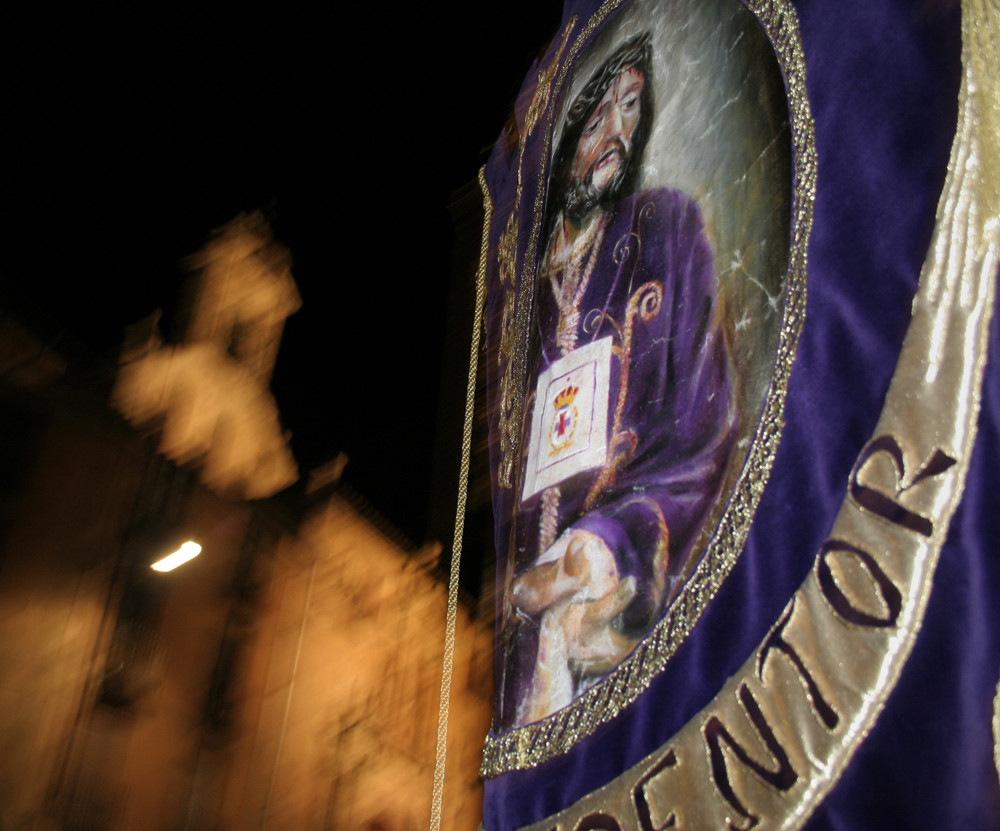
[[570, 190, 737, 621], [520, 188, 738, 633]]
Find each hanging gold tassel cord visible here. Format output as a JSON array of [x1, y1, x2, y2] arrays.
[[430, 167, 492, 831]]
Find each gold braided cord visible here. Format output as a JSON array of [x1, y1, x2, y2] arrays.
[[429, 167, 491, 831]]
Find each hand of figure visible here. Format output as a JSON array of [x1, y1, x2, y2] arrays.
[[511, 530, 617, 617], [564, 576, 639, 674], [515, 531, 639, 723], [513, 531, 637, 670]]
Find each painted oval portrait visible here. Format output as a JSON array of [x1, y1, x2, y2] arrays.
[[497, 0, 798, 733]]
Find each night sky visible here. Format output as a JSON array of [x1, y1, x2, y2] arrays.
[[7, 4, 563, 544]]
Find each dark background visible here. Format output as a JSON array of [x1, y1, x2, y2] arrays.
[[5, 4, 563, 550]]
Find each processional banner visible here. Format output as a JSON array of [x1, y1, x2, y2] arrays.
[[465, 0, 1000, 827]]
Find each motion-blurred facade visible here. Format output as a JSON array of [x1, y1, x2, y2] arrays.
[[0, 216, 490, 830]]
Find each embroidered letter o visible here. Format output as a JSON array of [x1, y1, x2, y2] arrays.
[[816, 539, 902, 628]]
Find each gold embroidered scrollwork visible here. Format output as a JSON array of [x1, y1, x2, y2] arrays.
[[584, 280, 663, 510], [497, 211, 521, 488], [495, 18, 578, 489]]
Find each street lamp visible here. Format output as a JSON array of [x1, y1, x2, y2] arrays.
[[150, 541, 202, 572]]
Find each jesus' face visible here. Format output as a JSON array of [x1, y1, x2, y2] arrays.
[[569, 66, 646, 199]]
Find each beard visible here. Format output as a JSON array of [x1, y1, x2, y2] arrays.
[[561, 140, 631, 225]]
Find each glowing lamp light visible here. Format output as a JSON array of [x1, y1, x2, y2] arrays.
[[151, 541, 202, 572]]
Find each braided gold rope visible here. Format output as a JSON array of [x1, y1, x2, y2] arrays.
[[429, 167, 492, 831]]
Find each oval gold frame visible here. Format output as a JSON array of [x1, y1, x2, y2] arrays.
[[481, 0, 816, 777]]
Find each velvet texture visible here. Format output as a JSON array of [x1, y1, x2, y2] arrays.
[[499, 188, 736, 730], [481, 0, 1000, 828]]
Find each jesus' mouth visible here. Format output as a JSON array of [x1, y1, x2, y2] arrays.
[[594, 147, 621, 175], [563, 139, 632, 223]]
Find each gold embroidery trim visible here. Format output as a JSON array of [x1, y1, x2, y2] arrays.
[[429, 168, 491, 831], [512, 0, 999, 826], [482, 0, 815, 777], [994, 670, 1000, 788], [497, 18, 578, 489]]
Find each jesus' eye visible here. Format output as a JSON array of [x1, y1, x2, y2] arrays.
[[582, 113, 603, 136]]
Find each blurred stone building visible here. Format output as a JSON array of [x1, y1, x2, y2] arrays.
[[0, 216, 490, 831]]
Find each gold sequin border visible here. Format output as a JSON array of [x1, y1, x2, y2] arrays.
[[482, 0, 815, 777]]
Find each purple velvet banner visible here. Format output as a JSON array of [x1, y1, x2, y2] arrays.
[[479, 1, 999, 828]]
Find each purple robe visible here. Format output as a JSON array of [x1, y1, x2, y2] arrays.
[[495, 187, 737, 729]]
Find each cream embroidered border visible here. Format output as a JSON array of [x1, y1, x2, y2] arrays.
[[482, 0, 815, 777], [511, 0, 999, 826]]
